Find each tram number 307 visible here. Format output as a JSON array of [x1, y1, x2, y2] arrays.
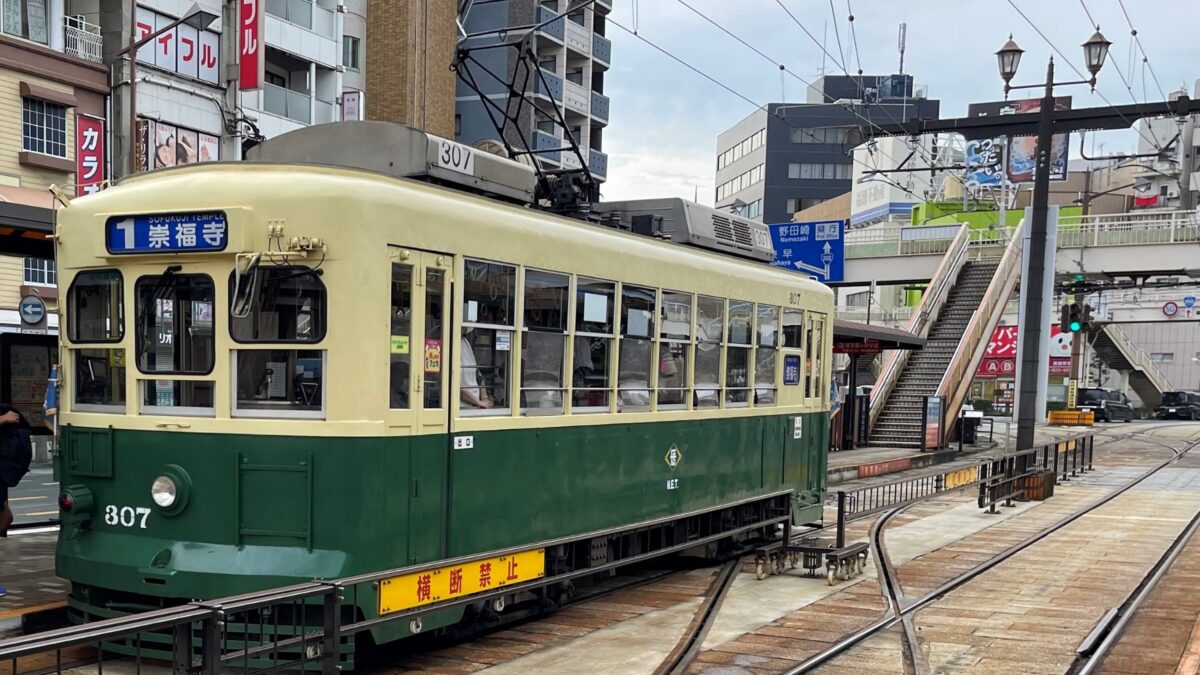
[[104, 505, 151, 529]]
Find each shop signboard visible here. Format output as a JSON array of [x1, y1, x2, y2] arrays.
[[75, 115, 105, 196], [976, 325, 1071, 378], [239, 0, 265, 90], [135, 6, 220, 86]]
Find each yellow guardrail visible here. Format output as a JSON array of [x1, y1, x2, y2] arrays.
[[1048, 410, 1094, 426]]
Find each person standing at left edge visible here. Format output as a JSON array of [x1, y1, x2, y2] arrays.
[[0, 401, 35, 598]]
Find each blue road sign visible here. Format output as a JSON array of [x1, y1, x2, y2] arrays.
[[1185, 296, 1196, 309], [106, 212, 228, 254], [19, 296, 46, 325], [768, 219, 845, 283]]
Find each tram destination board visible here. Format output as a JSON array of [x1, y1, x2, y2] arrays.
[[105, 212, 228, 254], [378, 548, 545, 614]]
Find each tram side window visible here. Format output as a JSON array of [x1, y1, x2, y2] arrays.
[[234, 350, 324, 416], [135, 274, 215, 374], [618, 285, 655, 412], [804, 313, 815, 397], [69, 270, 126, 410], [521, 270, 568, 415], [726, 300, 753, 405], [389, 263, 414, 409], [694, 296, 724, 408], [756, 305, 779, 405], [573, 278, 615, 412], [230, 267, 326, 342], [810, 312, 827, 401], [68, 270, 123, 342], [658, 291, 692, 409], [461, 259, 515, 414]]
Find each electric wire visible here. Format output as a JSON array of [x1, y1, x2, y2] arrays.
[[1115, 0, 1169, 102], [1076, 0, 1163, 148], [827, 0, 846, 75], [1005, 0, 1164, 152]]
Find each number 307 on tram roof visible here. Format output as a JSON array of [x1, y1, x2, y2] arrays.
[[105, 212, 228, 254]]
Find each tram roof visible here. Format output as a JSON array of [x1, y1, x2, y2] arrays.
[[65, 162, 834, 303]]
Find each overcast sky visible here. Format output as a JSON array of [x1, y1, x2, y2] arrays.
[[599, 0, 1200, 205]]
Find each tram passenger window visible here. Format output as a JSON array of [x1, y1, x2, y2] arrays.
[[658, 291, 692, 409], [68, 270, 123, 342], [694, 296, 724, 408], [783, 308, 804, 349], [73, 348, 126, 411], [810, 312, 826, 401], [804, 313, 815, 397], [521, 270, 568, 415], [756, 306, 779, 405], [573, 278, 614, 412], [461, 259, 515, 414], [234, 350, 324, 417], [726, 300, 753, 405], [141, 380, 215, 415], [423, 268, 446, 410], [389, 264, 414, 409], [135, 274, 214, 374], [618, 285, 655, 412], [229, 267, 325, 342]]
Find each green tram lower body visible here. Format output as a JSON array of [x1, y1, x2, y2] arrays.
[[57, 411, 828, 662]]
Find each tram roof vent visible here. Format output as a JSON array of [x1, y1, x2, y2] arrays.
[[589, 198, 774, 262], [245, 122, 537, 204]]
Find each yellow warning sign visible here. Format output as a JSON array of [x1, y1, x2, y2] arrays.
[[378, 548, 545, 615]]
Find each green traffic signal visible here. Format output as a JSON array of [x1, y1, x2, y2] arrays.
[[1069, 321, 1082, 332]]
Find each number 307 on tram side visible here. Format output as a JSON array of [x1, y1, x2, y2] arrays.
[[53, 125, 834, 662]]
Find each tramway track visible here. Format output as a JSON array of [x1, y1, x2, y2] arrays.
[[652, 556, 741, 675]]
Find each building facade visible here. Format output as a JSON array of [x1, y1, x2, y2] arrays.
[[75, 0, 348, 178], [362, 0, 455, 138], [714, 75, 940, 224], [455, 0, 612, 182], [1132, 83, 1199, 211]]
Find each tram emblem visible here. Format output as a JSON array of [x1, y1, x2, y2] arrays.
[[664, 444, 683, 471]]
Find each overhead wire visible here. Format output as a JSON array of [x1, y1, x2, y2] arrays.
[[827, 0, 846, 74], [1115, 0, 1168, 102], [1076, 0, 1162, 148], [606, 17, 936, 206], [1004, 0, 1165, 152]]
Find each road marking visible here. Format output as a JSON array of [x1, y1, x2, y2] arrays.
[[24, 511, 59, 516], [42, 482, 58, 486], [6, 497, 45, 502], [1081, 514, 1192, 523]]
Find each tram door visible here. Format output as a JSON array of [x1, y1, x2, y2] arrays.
[[386, 247, 452, 562]]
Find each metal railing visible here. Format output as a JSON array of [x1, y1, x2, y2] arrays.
[[1057, 209, 1200, 248], [937, 219, 1025, 434], [63, 15, 103, 63], [835, 306, 915, 329], [1100, 323, 1173, 394], [537, 6, 566, 41], [978, 435, 1095, 512], [588, 148, 608, 179], [869, 222, 972, 431], [845, 223, 1014, 259], [263, 83, 313, 124]]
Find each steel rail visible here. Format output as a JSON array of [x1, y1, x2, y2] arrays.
[[1072, 481, 1200, 674], [787, 435, 1200, 674], [653, 557, 741, 675], [871, 503, 927, 675]]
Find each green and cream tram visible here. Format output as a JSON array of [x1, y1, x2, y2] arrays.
[[53, 125, 833, 655]]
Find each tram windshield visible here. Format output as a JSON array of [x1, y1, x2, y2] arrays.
[[134, 271, 215, 374]]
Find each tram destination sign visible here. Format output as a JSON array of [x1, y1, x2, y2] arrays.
[[106, 212, 228, 254]]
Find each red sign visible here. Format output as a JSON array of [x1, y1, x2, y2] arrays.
[[833, 339, 882, 356], [984, 325, 1018, 358], [239, 0, 264, 90], [75, 115, 105, 197], [976, 325, 1072, 378]]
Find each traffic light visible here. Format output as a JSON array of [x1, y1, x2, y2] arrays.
[[1067, 303, 1083, 333], [1059, 304, 1071, 333], [1082, 304, 1093, 331]]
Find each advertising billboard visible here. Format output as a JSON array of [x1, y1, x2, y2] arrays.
[[966, 98, 1071, 184]]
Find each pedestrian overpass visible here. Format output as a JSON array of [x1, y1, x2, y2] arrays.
[[840, 210, 1200, 287]]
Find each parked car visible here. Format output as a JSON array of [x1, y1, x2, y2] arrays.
[[1077, 388, 1134, 423], [1155, 391, 1200, 421]]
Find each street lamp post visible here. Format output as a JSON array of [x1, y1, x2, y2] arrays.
[[120, 2, 220, 176], [997, 30, 1110, 452]]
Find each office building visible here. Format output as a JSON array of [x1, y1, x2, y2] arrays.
[[714, 75, 939, 223], [362, 0, 455, 137]]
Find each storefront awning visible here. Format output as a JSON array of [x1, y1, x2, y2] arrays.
[[0, 187, 55, 258]]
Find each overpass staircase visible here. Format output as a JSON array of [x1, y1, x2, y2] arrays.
[[868, 221, 1025, 448], [1089, 323, 1172, 408]]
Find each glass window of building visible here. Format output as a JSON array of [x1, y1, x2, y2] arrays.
[[658, 291, 692, 409], [726, 300, 753, 405], [135, 274, 214, 375], [618, 285, 655, 412], [461, 259, 516, 414], [3, 0, 48, 44], [694, 296, 724, 408], [522, 270, 569, 415], [342, 36, 360, 71], [22, 97, 65, 157], [756, 305, 779, 405], [23, 257, 54, 285], [230, 267, 326, 342], [573, 277, 615, 412], [788, 163, 800, 179]]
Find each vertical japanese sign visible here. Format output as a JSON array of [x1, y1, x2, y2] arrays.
[[75, 115, 105, 197], [239, 0, 264, 90], [342, 90, 364, 121]]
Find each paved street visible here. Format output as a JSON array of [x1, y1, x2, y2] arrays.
[[5, 465, 57, 526]]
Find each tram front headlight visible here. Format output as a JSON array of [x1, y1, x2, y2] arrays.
[[151, 475, 178, 508]]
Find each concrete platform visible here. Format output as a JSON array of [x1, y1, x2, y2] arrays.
[[0, 530, 68, 637]]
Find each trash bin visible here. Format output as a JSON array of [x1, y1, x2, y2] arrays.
[[961, 417, 979, 444]]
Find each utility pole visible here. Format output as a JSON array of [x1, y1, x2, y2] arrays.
[[1180, 112, 1196, 211]]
